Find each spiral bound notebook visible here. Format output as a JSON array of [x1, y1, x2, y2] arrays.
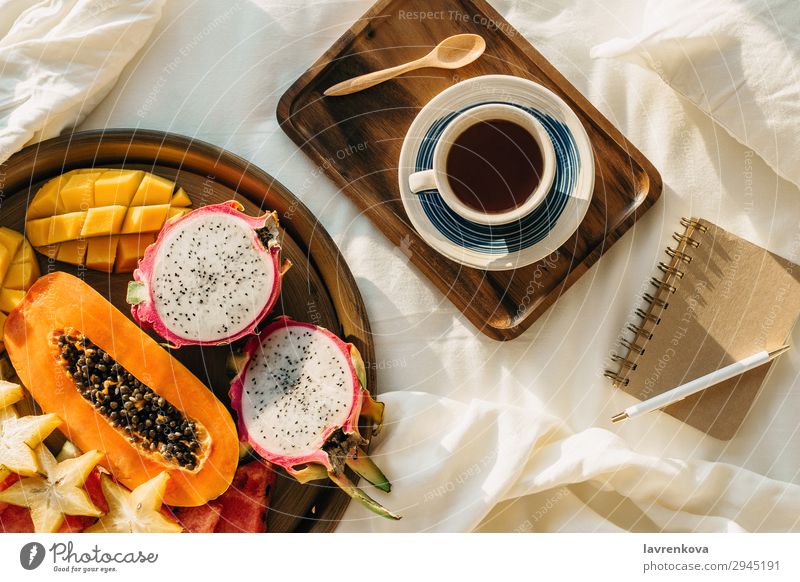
[[606, 217, 800, 439]]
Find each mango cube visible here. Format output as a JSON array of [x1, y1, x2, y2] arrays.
[[167, 207, 190, 222], [3, 257, 39, 291], [0, 312, 6, 338], [121, 205, 170, 234], [170, 187, 192, 207], [24, 218, 51, 248], [0, 288, 25, 313], [26, 212, 87, 246], [0, 246, 12, 287], [11, 240, 36, 267], [114, 234, 156, 272], [56, 240, 88, 265], [80, 205, 127, 238], [26, 174, 68, 219], [85, 237, 120, 273], [130, 173, 174, 206], [0, 228, 23, 257], [36, 245, 60, 260], [94, 170, 144, 207], [0, 228, 22, 283], [59, 172, 101, 212]]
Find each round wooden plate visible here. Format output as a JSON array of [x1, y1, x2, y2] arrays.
[[0, 129, 375, 533]]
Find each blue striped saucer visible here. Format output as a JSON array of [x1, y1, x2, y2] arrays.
[[398, 75, 594, 271]]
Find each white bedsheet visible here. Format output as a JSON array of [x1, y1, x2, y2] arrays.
[[67, 0, 800, 532]]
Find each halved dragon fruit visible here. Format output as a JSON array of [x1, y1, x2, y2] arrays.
[[127, 201, 286, 348], [229, 317, 400, 520]]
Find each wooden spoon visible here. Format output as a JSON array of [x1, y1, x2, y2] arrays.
[[324, 34, 486, 97]]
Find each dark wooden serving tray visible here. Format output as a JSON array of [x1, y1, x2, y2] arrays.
[[0, 129, 377, 532], [278, 0, 662, 340]]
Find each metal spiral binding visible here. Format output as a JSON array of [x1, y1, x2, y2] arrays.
[[603, 370, 630, 385], [658, 262, 685, 278], [666, 246, 692, 263], [627, 323, 654, 340], [643, 292, 669, 308], [635, 308, 661, 323], [650, 276, 677, 294], [611, 353, 637, 370], [604, 217, 705, 387], [680, 217, 708, 232], [619, 338, 645, 355], [672, 232, 700, 248]]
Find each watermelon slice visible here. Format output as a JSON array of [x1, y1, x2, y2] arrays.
[[0, 473, 20, 513], [0, 504, 34, 532], [83, 469, 108, 513], [214, 460, 275, 533], [173, 501, 223, 533]]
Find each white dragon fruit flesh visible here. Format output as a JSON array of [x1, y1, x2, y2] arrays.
[[127, 201, 286, 348], [229, 316, 399, 520]]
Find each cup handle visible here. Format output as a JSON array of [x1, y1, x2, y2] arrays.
[[408, 169, 437, 194]]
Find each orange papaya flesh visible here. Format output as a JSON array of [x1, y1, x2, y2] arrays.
[[3, 272, 238, 506]]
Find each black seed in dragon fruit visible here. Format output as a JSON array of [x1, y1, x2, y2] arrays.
[[126, 201, 287, 348], [229, 316, 400, 520]]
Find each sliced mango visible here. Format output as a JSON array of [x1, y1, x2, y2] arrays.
[[0, 231, 40, 354], [94, 170, 143, 207], [10, 238, 36, 268], [25, 169, 192, 272], [26, 174, 68, 220], [167, 207, 190, 222], [59, 172, 101, 212], [171, 187, 192, 207], [0, 289, 25, 313], [85, 237, 120, 273], [27, 212, 88, 247], [36, 245, 60, 260], [0, 246, 12, 286], [3, 240, 40, 291], [130, 173, 174, 206], [0, 228, 23, 261], [115, 233, 156, 272], [56, 241, 88, 265], [121, 204, 171, 234], [81, 205, 127, 237]]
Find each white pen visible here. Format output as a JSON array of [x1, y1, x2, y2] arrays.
[[611, 345, 791, 423]]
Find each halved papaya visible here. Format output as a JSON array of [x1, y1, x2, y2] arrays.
[[3, 272, 238, 506]]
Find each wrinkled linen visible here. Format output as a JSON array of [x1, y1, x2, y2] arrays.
[[592, 0, 800, 190], [0, 0, 164, 163], [7, 0, 800, 532]]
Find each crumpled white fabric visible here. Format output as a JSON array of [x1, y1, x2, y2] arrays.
[[7, 0, 800, 532], [590, 0, 800, 191], [336, 392, 800, 532], [0, 0, 165, 163]]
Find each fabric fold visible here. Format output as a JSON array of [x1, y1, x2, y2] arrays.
[[0, 0, 166, 163], [339, 392, 800, 532]]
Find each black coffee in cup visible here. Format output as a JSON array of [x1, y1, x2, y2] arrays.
[[445, 119, 544, 214]]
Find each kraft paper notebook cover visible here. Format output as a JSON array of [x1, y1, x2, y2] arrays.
[[606, 217, 800, 439]]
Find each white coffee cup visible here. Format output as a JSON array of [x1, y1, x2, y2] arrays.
[[408, 103, 556, 226]]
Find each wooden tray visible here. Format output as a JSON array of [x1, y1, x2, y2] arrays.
[[278, 0, 662, 340], [0, 129, 376, 532]]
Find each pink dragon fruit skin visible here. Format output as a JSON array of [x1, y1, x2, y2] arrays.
[[229, 316, 399, 520], [127, 200, 284, 348]]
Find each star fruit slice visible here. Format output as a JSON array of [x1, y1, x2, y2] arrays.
[[0, 389, 61, 477], [84, 472, 182, 533], [0, 446, 103, 532], [0, 381, 23, 409], [0, 380, 22, 482]]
